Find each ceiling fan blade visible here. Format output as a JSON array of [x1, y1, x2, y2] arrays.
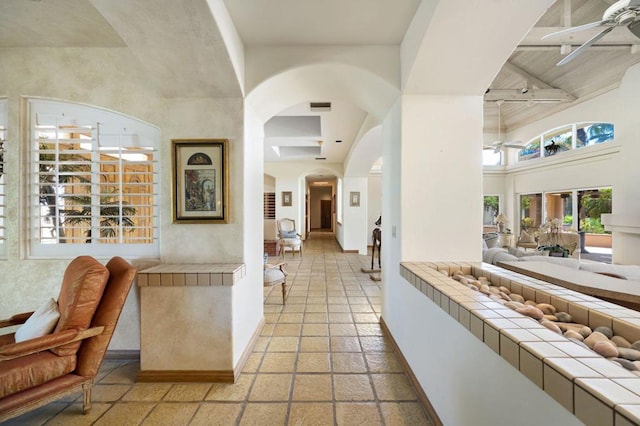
[[542, 19, 611, 39], [556, 26, 615, 66], [502, 141, 527, 149]]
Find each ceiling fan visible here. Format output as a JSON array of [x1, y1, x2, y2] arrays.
[[543, 0, 640, 66], [483, 101, 527, 153]]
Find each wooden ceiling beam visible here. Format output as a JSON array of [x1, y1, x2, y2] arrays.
[[484, 89, 576, 102], [502, 61, 553, 89]]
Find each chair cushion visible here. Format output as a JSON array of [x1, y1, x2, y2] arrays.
[[14, 298, 60, 343], [0, 351, 76, 398], [50, 256, 110, 357], [281, 230, 297, 238], [519, 230, 535, 243], [264, 268, 286, 286]]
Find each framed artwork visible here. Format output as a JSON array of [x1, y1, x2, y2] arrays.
[[282, 191, 292, 207], [350, 191, 360, 207], [172, 139, 229, 223]]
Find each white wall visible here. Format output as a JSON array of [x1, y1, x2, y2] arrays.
[[367, 174, 382, 245], [341, 177, 368, 254]]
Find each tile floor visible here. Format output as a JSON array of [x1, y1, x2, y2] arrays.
[[5, 232, 432, 425]]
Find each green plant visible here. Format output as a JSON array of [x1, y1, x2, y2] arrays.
[[563, 215, 573, 225], [484, 196, 499, 210], [521, 217, 534, 230], [580, 217, 606, 234], [582, 188, 612, 219]]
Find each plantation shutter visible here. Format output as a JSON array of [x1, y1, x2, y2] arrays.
[[0, 99, 6, 254], [264, 192, 275, 219], [30, 99, 159, 258]]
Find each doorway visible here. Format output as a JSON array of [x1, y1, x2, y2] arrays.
[[321, 200, 332, 230]]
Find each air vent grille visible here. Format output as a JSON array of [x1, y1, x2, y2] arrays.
[[310, 102, 331, 112]]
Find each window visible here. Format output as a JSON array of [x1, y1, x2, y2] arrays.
[[519, 122, 614, 162], [263, 192, 275, 219], [483, 195, 500, 227], [482, 149, 501, 166], [545, 191, 573, 229], [30, 99, 160, 258], [520, 193, 543, 230], [0, 99, 6, 257]]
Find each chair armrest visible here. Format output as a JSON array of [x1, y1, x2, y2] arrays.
[[0, 326, 105, 361], [0, 311, 35, 329], [264, 262, 288, 275]]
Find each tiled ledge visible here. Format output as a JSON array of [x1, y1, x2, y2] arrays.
[[137, 263, 246, 287], [401, 261, 640, 426]]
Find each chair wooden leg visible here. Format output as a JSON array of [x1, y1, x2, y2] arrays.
[[82, 382, 93, 414], [281, 282, 287, 304]]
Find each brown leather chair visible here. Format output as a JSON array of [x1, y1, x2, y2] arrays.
[[0, 256, 136, 422]]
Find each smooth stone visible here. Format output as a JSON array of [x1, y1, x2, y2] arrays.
[[536, 303, 557, 315], [524, 300, 537, 306], [631, 341, 640, 351], [578, 326, 593, 338], [594, 326, 613, 339], [515, 305, 544, 321], [509, 294, 525, 304], [452, 275, 463, 282], [584, 331, 609, 349], [488, 286, 501, 295], [452, 270, 464, 277], [498, 286, 511, 295], [633, 361, 640, 370], [464, 275, 477, 281], [504, 301, 524, 310], [540, 320, 562, 334], [543, 314, 558, 322], [564, 330, 584, 341], [617, 347, 640, 361], [499, 292, 511, 302], [592, 341, 619, 358], [479, 285, 492, 296], [612, 335, 632, 349], [613, 358, 638, 371], [555, 312, 573, 323]]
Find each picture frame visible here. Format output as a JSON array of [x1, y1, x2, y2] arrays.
[[172, 139, 229, 223], [350, 191, 360, 207], [282, 191, 292, 207]]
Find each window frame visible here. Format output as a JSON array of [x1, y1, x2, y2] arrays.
[[28, 99, 160, 259]]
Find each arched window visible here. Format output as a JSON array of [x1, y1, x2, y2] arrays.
[[29, 99, 160, 258]]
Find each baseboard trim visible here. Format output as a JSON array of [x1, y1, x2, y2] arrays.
[[342, 249, 358, 253], [137, 370, 235, 383], [233, 317, 265, 382], [380, 317, 443, 426], [105, 350, 140, 361]]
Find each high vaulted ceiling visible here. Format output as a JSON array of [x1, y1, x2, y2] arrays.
[[3, 0, 640, 160]]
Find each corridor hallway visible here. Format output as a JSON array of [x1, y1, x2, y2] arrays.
[[6, 232, 432, 425]]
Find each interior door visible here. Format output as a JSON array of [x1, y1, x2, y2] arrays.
[[321, 200, 332, 229]]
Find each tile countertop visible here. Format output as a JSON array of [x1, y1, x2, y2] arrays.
[[137, 263, 246, 287], [401, 261, 640, 426]]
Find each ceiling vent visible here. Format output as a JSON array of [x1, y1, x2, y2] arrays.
[[310, 102, 331, 112], [315, 157, 326, 160]]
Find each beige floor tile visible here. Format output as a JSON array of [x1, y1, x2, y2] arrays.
[[264, 313, 281, 323], [272, 323, 302, 336], [380, 402, 432, 425], [302, 323, 329, 336], [239, 403, 288, 425], [330, 323, 358, 336], [292, 374, 333, 401], [45, 402, 111, 426], [162, 384, 212, 401], [94, 402, 156, 426], [365, 352, 405, 373], [141, 402, 199, 425], [304, 312, 329, 323], [297, 352, 331, 373], [190, 403, 243, 426], [335, 402, 383, 425], [243, 352, 264, 373], [353, 313, 380, 323], [333, 374, 375, 401], [332, 352, 368, 373], [289, 402, 335, 425], [283, 304, 306, 313], [356, 323, 383, 336], [350, 305, 374, 313], [280, 313, 304, 323], [371, 374, 417, 401], [253, 336, 270, 352], [92, 384, 132, 402], [205, 374, 255, 401], [259, 352, 297, 373], [328, 305, 352, 313], [300, 336, 330, 352], [305, 304, 328, 313], [360, 336, 393, 352], [249, 374, 293, 401], [260, 323, 275, 336], [267, 336, 300, 352], [98, 362, 141, 384], [331, 336, 362, 352], [121, 384, 172, 401], [329, 313, 354, 323]]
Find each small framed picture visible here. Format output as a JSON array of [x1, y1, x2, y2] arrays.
[[282, 191, 292, 206], [350, 191, 360, 207], [172, 139, 229, 223]]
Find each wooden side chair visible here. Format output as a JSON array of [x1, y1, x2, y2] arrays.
[[264, 262, 288, 304]]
